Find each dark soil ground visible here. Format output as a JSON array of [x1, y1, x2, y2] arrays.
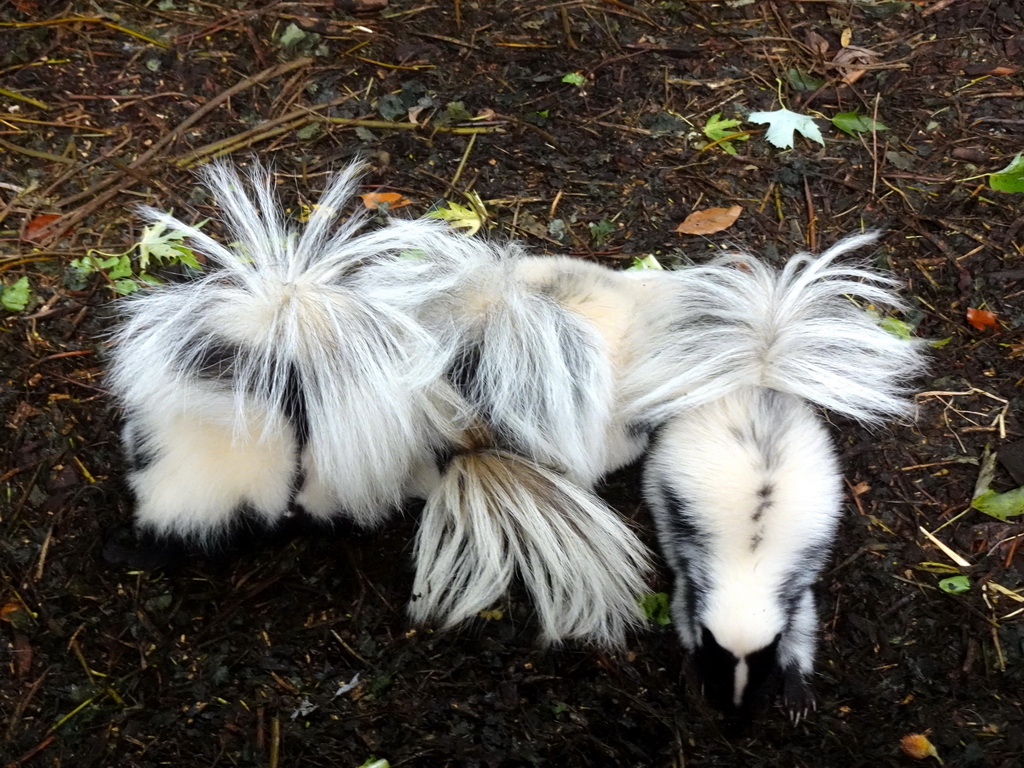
[[2, 1, 1023, 766]]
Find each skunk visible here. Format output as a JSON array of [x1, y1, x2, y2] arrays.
[[110, 162, 654, 648], [109, 162, 464, 543], [636, 234, 927, 722], [395, 250, 659, 647]]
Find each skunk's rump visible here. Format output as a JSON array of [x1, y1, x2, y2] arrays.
[[109, 162, 459, 540], [643, 387, 842, 719]]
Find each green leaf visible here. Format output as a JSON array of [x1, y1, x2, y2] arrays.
[[423, 195, 486, 235], [113, 279, 141, 295], [832, 110, 889, 136], [440, 101, 472, 124], [989, 153, 1024, 193], [787, 68, 825, 92], [171, 245, 201, 270], [589, 219, 616, 246], [938, 575, 971, 594], [356, 759, 390, 768], [2, 276, 32, 312], [638, 592, 672, 625], [930, 336, 952, 348], [278, 22, 308, 49], [296, 122, 321, 141], [137, 219, 200, 269], [880, 316, 914, 340], [702, 112, 748, 155], [106, 255, 134, 280], [561, 72, 585, 87], [627, 254, 664, 271], [972, 487, 1024, 522]]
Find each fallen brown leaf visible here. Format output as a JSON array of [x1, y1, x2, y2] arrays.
[[14, 631, 33, 678], [963, 64, 1018, 77], [966, 307, 998, 331], [23, 213, 61, 242], [675, 205, 742, 235], [359, 192, 411, 210]]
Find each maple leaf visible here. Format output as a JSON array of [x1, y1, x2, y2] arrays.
[[423, 193, 487, 236], [137, 219, 200, 270], [702, 113, 749, 155], [747, 108, 825, 149]]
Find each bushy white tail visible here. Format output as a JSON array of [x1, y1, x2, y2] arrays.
[[379, 246, 621, 485], [624, 233, 928, 427], [410, 449, 652, 648], [110, 161, 462, 538]]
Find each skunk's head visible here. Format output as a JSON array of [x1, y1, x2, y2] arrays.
[[694, 623, 783, 724]]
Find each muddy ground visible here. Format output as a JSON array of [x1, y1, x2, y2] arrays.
[[1, 1, 1023, 766]]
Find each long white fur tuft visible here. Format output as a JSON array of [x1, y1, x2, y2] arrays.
[[381, 247, 624, 485], [624, 232, 928, 427], [410, 449, 652, 648], [110, 161, 465, 538]]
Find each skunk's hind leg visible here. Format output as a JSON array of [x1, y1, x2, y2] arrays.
[[779, 587, 818, 723], [124, 391, 299, 543]]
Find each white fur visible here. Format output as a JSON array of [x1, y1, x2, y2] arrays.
[[624, 232, 928, 428], [411, 449, 652, 648], [110, 161, 463, 539], [388, 250, 659, 646], [644, 387, 841, 715]]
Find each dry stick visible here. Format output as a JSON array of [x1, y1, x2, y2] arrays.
[[323, 117, 496, 134], [176, 117, 310, 167], [268, 716, 281, 768], [921, 0, 959, 17], [448, 132, 477, 193], [41, 58, 314, 244], [0, 137, 75, 164], [870, 92, 881, 199], [183, 115, 499, 167], [803, 175, 816, 251], [57, 56, 313, 209]]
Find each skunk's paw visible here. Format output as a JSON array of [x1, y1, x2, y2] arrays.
[[782, 665, 816, 725]]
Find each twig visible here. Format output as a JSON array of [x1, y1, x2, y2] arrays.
[[870, 92, 881, 199], [447, 133, 477, 193], [269, 716, 281, 768], [803, 175, 816, 251], [921, 0, 959, 17], [43, 58, 315, 241], [0, 137, 74, 164], [919, 525, 972, 568]]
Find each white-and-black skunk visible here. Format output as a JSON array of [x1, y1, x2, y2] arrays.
[[110, 161, 656, 648], [391, 250, 661, 648], [109, 162, 461, 543], [632, 234, 927, 722]]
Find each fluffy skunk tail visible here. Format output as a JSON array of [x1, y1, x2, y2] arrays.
[[625, 232, 928, 427], [409, 447, 652, 648], [110, 161, 455, 540], [405, 248, 620, 485]]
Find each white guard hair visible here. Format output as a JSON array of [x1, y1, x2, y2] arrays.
[[644, 387, 842, 720], [383, 248, 657, 647], [624, 232, 928, 428], [110, 161, 466, 539], [405, 249, 621, 484], [410, 449, 652, 648]]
